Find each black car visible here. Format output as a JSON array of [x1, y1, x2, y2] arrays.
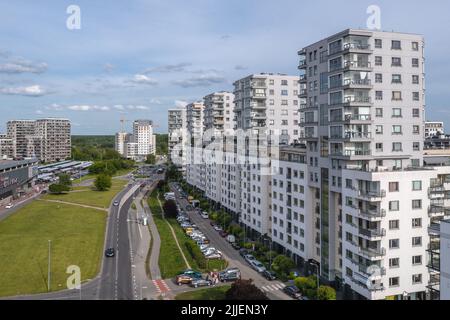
[[283, 285, 302, 300], [231, 242, 241, 250], [105, 248, 115, 257], [239, 248, 248, 257], [262, 270, 277, 281]]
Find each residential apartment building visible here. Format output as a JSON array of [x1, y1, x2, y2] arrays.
[[425, 121, 445, 138], [0, 134, 13, 159], [168, 108, 187, 169], [133, 120, 156, 159], [234, 73, 300, 237], [6, 118, 71, 163], [185, 102, 205, 191], [298, 29, 431, 300], [115, 132, 132, 156]]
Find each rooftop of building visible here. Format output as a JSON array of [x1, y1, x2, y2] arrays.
[[0, 158, 38, 171]]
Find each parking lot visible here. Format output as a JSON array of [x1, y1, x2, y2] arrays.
[[169, 182, 293, 300]]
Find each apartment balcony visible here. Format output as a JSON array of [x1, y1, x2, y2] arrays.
[[250, 102, 267, 110], [357, 189, 386, 201], [357, 207, 386, 221], [298, 103, 308, 111], [299, 89, 308, 98], [251, 81, 267, 88], [299, 74, 307, 83], [298, 60, 307, 69], [343, 96, 372, 107], [359, 227, 386, 240], [343, 131, 372, 142], [358, 246, 386, 260], [428, 222, 441, 235], [250, 112, 266, 120], [343, 60, 372, 72], [253, 93, 266, 100], [342, 78, 373, 89], [341, 114, 372, 125], [428, 204, 450, 217], [330, 149, 372, 160]]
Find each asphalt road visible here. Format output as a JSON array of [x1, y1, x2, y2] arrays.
[[169, 182, 293, 300]]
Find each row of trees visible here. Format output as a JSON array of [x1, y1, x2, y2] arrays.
[[88, 159, 134, 176], [294, 275, 336, 300]]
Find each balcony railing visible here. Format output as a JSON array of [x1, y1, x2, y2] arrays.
[[344, 61, 372, 69], [359, 208, 386, 220], [344, 114, 371, 121], [344, 96, 372, 104], [343, 43, 371, 51], [344, 131, 372, 139], [343, 78, 372, 86], [298, 60, 307, 68], [359, 227, 386, 238], [358, 189, 386, 199], [359, 247, 386, 258], [299, 74, 307, 82]]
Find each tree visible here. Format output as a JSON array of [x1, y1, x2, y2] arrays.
[[271, 255, 295, 275], [49, 183, 70, 194], [225, 279, 268, 300], [145, 154, 156, 165], [294, 276, 317, 299], [95, 174, 112, 191], [58, 173, 72, 187], [163, 199, 178, 218], [316, 285, 336, 300]]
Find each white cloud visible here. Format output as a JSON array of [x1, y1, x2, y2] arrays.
[[67, 105, 111, 111], [128, 74, 158, 85], [0, 85, 49, 97], [0, 59, 48, 74], [149, 98, 162, 104]]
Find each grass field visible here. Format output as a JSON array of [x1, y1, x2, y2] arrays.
[[175, 285, 231, 300], [0, 201, 106, 297], [74, 168, 135, 184], [148, 190, 188, 278], [43, 179, 127, 208]]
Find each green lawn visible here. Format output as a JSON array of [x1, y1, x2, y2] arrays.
[[148, 190, 188, 278], [0, 201, 106, 297], [175, 285, 231, 300], [43, 179, 127, 208], [74, 168, 135, 184]]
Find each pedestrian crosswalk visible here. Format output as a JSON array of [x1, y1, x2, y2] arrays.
[[261, 282, 286, 292], [152, 279, 170, 293]]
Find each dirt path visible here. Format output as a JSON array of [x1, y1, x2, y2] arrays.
[[38, 199, 108, 212]]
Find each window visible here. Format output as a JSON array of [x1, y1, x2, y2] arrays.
[[389, 182, 399, 192], [412, 217, 422, 227], [392, 40, 402, 50], [412, 236, 422, 247], [412, 58, 419, 68], [412, 108, 420, 118], [412, 75, 419, 84], [392, 142, 402, 152], [281, 109, 288, 115], [376, 91, 383, 100], [375, 39, 382, 48], [389, 239, 400, 249], [281, 90, 288, 96], [376, 143, 383, 152], [413, 125, 420, 134], [392, 57, 402, 66], [375, 73, 383, 83], [392, 91, 402, 101], [389, 201, 399, 211], [412, 41, 419, 51], [392, 74, 402, 83], [413, 92, 420, 101], [269, 79, 274, 85], [389, 277, 400, 287], [412, 274, 422, 284], [281, 79, 288, 86], [389, 220, 400, 230], [392, 108, 402, 118], [392, 125, 402, 135], [375, 56, 382, 66], [389, 258, 400, 268], [281, 120, 288, 126], [412, 256, 422, 265], [412, 181, 422, 191], [376, 125, 383, 134], [376, 108, 383, 117], [413, 142, 420, 151]]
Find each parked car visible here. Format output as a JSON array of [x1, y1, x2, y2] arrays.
[[190, 278, 212, 288], [219, 268, 241, 282], [250, 260, 266, 273], [176, 274, 196, 285], [105, 248, 115, 257], [214, 225, 222, 232], [178, 269, 202, 278], [262, 270, 277, 281], [113, 201, 119, 206], [244, 254, 256, 263], [205, 253, 222, 259], [231, 242, 241, 250], [5, 203, 14, 209], [201, 212, 209, 219], [199, 244, 209, 251], [239, 248, 249, 257], [283, 285, 302, 300], [219, 230, 228, 238]]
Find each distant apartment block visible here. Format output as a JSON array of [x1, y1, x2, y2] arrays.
[[115, 132, 132, 156], [5, 118, 71, 163], [115, 120, 156, 162], [168, 108, 187, 169], [425, 121, 445, 138], [0, 134, 13, 160]]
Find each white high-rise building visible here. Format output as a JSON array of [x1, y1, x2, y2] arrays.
[[130, 120, 156, 161], [425, 121, 445, 138], [168, 108, 187, 169], [185, 102, 205, 191], [234, 73, 300, 237], [115, 132, 131, 156]]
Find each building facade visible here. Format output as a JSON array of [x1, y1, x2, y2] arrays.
[[425, 121, 445, 138], [168, 108, 187, 169], [6, 118, 71, 163], [0, 158, 38, 206]]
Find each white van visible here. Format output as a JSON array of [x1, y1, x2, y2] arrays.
[[201, 211, 209, 219]]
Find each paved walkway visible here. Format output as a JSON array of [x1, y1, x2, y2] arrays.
[[142, 191, 162, 280], [37, 199, 108, 212]]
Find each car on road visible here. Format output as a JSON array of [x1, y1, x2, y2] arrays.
[[219, 230, 228, 238], [185, 205, 193, 211], [219, 268, 241, 282], [5, 203, 14, 209], [231, 242, 241, 250], [105, 248, 115, 257], [214, 225, 222, 232], [244, 254, 256, 264], [250, 260, 266, 273], [262, 270, 277, 281], [201, 212, 209, 219], [178, 269, 202, 278], [190, 278, 212, 288], [113, 201, 119, 206], [283, 285, 302, 300], [176, 274, 198, 285], [239, 248, 248, 257]]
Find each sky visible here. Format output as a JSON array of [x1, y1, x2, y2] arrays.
[[0, 0, 449, 134]]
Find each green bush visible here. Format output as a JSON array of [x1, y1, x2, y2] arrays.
[[185, 241, 207, 269], [317, 285, 336, 300], [294, 276, 318, 299], [95, 174, 112, 191], [48, 183, 71, 194], [272, 255, 295, 276]]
